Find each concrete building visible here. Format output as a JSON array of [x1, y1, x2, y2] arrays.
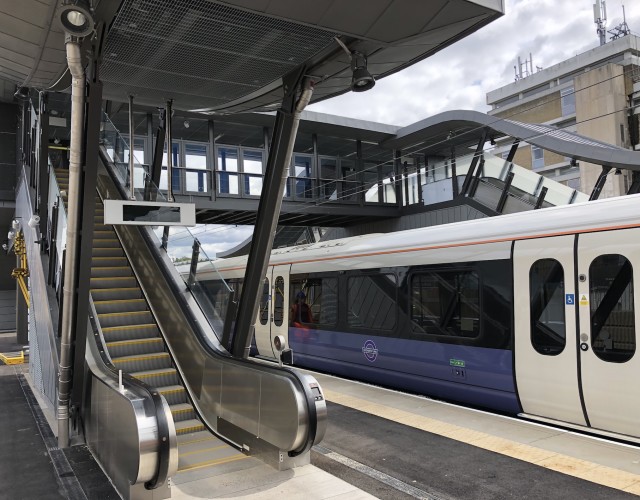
[[486, 34, 640, 198]]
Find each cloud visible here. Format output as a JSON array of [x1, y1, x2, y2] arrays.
[[308, 0, 640, 126]]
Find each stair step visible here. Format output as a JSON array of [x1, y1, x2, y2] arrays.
[[92, 247, 125, 258], [130, 367, 179, 387], [93, 238, 121, 248], [110, 352, 171, 372]]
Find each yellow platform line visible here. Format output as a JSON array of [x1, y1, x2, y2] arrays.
[[324, 389, 640, 495], [179, 445, 228, 457], [177, 454, 248, 473]]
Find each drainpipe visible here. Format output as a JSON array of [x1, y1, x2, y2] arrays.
[[58, 36, 85, 448]]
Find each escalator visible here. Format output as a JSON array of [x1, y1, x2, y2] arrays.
[[55, 169, 249, 476]]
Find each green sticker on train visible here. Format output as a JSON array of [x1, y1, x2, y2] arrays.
[[450, 359, 465, 367]]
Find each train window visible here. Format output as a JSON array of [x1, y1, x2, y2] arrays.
[[273, 276, 285, 327], [410, 270, 480, 338], [290, 277, 338, 326], [347, 274, 396, 330], [589, 255, 635, 363], [259, 278, 269, 325], [529, 259, 566, 355]]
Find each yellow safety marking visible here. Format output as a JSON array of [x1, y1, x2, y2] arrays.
[[112, 353, 168, 363], [179, 445, 228, 457], [90, 276, 135, 281], [323, 390, 640, 494], [91, 287, 140, 292], [177, 424, 206, 435], [0, 351, 25, 365], [106, 338, 162, 347], [177, 454, 248, 472], [102, 323, 156, 332], [178, 435, 217, 446], [98, 311, 149, 318]]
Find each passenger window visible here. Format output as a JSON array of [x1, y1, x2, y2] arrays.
[[273, 276, 284, 327], [529, 259, 566, 355], [589, 255, 635, 363], [410, 270, 480, 338], [348, 274, 396, 330], [259, 278, 269, 325], [290, 277, 338, 326]]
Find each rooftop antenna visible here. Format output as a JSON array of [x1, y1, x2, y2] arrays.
[[607, 4, 631, 40], [593, 0, 607, 46], [514, 53, 535, 81]]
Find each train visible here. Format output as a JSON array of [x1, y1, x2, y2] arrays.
[[206, 194, 640, 442]]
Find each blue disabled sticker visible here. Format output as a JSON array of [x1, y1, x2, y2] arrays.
[[566, 293, 575, 305], [362, 340, 378, 362]]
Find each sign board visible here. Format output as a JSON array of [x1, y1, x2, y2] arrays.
[[103, 200, 196, 226]]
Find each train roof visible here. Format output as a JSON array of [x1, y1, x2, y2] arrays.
[[211, 194, 640, 271]]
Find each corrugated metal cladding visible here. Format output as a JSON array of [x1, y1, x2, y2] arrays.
[[100, 0, 337, 110]]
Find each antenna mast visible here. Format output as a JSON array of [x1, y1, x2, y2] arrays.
[[608, 4, 631, 40], [593, 0, 607, 46]]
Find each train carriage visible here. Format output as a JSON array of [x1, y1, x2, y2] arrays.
[[208, 194, 640, 442]]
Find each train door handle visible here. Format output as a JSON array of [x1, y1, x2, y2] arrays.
[[580, 343, 589, 352]]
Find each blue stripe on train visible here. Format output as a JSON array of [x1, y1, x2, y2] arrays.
[[289, 327, 520, 414]]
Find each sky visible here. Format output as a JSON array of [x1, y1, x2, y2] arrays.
[[194, 0, 640, 258], [308, 0, 640, 126]]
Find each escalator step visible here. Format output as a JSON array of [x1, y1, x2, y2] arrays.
[[91, 287, 143, 301], [91, 266, 133, 278], [90, 276, 137, 288], [106, 337, 164, 357], [130, 367, 179, 387], [101, 323, 160, 342], [157, 385, 187, 405], [98, 310, 153, 328], [175, 419, 206, 435], [111, 352, 171, 372], [170, 403, 196, 422], [94, 298, 147, 314]]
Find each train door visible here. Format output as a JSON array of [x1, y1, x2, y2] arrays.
[[513, 235, 586, 425], [576, 229, 639, 437], [253, 265, 290, 359]]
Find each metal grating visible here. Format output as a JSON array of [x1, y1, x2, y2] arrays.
[[101, 0, 339, 109]]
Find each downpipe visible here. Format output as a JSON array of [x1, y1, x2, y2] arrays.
[[57, 36, 85, 448]]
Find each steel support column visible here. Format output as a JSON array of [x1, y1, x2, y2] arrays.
[[37, 92, 50, 220], [209, 120, 216, 200], [231, 67, 310, 359], [589, 166, 612, 201], [496, 171, 514, 213], [145, 107, 165, 201], [450, 147, 458, 197], [460, 130, 488, 196], [534, 186, 548, 209], [69, 56, 102, 424], [628, 171, 640, 195], [505, 138, 520, 163]]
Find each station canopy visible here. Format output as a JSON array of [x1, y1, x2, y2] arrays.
[[0, 0, 504, 112]]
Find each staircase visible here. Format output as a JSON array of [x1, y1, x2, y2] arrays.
[[54, 169, 247, 476]]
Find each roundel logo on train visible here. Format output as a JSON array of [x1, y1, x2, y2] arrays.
[[362, 340, 378, 362]]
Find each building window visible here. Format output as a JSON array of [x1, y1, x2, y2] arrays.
[[531, 145, 544, 171], [529, 259, 566, 355], [348, 274, 396, 330], [410, 270, 480, 338], [589, 254, 635, 363], [561, 87, 576, 116]]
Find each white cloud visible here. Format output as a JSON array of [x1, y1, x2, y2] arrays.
[[308, 0, 640, 126]]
